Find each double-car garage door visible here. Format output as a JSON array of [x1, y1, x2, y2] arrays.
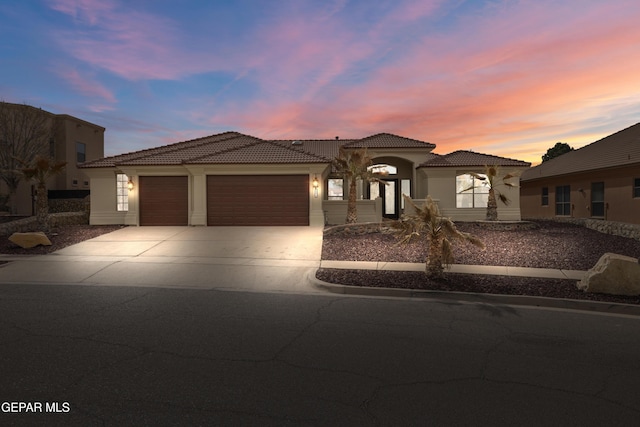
[[207, 175, 309, 226], [138, 175, 309, 226]]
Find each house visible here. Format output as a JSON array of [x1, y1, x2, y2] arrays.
[[80, 131, 530, 226], [520, 122, 640, 225], [0, 103, 105, 215]]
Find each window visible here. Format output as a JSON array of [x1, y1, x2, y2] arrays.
[[368, 164, 397, 175], [555, 185, 571, 216], [541, 187, 549, 206], [634, 178, 640, 198], [76, 142, 86, 163], [591, 182, 605, 217], [456, 173, 489, 208], [327, 179, 343, 200], [369, 182, 379, 200], [72, 179, 78, 187], [116, 173, 129, 211], [401, 179, 411, 209]]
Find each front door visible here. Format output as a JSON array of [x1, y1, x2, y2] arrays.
[[371, 179, 399, 220]]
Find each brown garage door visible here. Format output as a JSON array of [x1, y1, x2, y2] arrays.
[[139, 176, 188, 226], [207, 175, 309, 226]]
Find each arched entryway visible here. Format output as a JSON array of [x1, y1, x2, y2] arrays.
[[368, 157, 414, 219]]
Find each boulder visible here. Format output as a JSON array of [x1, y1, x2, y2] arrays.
[[577, 253, 640, 296], [8, 232, 52, 249]]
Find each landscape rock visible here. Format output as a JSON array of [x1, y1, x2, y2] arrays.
[[8, 232, 52, 249], [577, 253, 640, 296]]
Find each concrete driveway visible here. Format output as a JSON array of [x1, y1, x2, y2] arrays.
[[0, 226, 324, 293]]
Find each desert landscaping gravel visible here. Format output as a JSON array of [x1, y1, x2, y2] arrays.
[[0, 224, 125, 256], [318, 220, 640, 305]]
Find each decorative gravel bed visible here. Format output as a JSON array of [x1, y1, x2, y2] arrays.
[[318, 220, 640, 304]]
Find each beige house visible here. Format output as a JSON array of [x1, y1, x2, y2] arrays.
[[0, 103, 105, 215], [521, 122, 640, 225], [80, 131, 530, 226]]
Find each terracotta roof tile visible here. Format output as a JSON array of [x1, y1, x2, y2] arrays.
[[521, 122, 640, 181], [270, 139, 350, 161], [80, 131, 441, 169], [342, 133, 435, 149], [188, 140, 329, 164], [80, 132, 245, 168], [120, 135, 261, 165], [418, 150, 531, 168]]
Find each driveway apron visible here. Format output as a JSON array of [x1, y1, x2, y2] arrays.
[[0, 226, 325, 293]]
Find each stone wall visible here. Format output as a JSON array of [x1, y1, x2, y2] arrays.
[[49, 198, 90, 213], [525, 217, 640, 241], [324, 222, 387, 236], [0, 212, 88, 235], [471, 220, 539, 231]]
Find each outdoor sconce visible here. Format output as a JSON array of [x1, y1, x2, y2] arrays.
[[312, 176, 319, 198], [127, 179, 134, 191]]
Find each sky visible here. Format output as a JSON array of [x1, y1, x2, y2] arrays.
[[1, 0, 640, 165]]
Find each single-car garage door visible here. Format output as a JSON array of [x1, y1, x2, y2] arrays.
[[207, 175, 309, 226], [139, 176, 188, 226]]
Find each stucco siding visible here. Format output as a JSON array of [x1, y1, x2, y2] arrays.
[[415, 167, 527, 221], [521, 165, 640, 224], [85, 164, 329, 226]]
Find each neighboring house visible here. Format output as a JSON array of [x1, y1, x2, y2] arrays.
[[0, 103, 105, 215], [521, 122, 640, 225], [80, 131, 530, 226]]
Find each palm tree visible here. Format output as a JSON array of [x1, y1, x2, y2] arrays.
[[467, 165, 518, 221], [21, 156, 66, 231], [332, 147, 385, 224], [392, 195, 484, 279]]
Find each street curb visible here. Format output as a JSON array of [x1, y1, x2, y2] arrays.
[[308, 270, 640, 317]]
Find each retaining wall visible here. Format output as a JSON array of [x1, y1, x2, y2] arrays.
[[525, 217, 640, 241]]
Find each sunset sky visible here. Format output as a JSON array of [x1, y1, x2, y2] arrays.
[[1, 0, 639, 164]]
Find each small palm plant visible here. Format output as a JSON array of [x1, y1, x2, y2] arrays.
[[467, 165, 518, 221], [21, 156, 66, 231], [391, 195, 484, 279], [332, 147, 386, 224]]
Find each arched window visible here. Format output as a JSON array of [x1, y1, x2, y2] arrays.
[[368, 164, 397, 175], [456, 173, 488, 208]]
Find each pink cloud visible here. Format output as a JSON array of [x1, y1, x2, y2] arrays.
[[46, 0, 117, 25], [54, 65, 117, 111], [208, 1, 640, 165], [48, 0, 208, 80], [46, 0, 640, 166]]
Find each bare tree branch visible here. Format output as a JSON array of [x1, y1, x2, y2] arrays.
[[0, 102, 54, 213]]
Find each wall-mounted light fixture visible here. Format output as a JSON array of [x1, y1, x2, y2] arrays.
[[127, 179, 134, 191], [312, 175, 319, 198]]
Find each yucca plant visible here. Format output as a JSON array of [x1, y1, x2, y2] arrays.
[[392, 195, 484, 279], [21, 156, 66, 231], [467, 165, 518, 221], [332, 147, 386, 223]]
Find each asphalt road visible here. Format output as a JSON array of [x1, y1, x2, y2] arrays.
[[1, 284, 640, 426]]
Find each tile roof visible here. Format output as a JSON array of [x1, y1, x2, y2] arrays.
[[80, 132, 245, 168], [189, 140, 329, 164], [418, 150, 531, 168], [80, 132, 439, 169], [270, 139, 351, 160], [342, 133, 436, 149], [521, 122, 640, 181]]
